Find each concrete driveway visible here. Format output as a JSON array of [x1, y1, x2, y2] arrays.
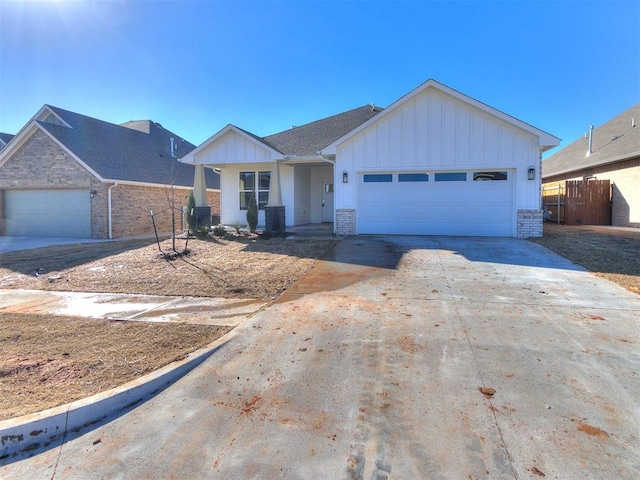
[[1, 236, 639, 479]]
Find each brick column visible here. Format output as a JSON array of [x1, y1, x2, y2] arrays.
[[517, 209, 543, 238], [335, 208, 356, 235]]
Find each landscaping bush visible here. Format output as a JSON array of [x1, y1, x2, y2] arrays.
[[246, 192, 258, 233], [212, 224, 227, 237], [186, 192, 196, 234]]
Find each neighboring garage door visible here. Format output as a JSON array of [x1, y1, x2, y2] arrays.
[[5, 189, 91, 237], [358, 170, 514, 236]]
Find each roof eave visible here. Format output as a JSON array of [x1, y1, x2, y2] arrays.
[[542, 150, 640, 179]]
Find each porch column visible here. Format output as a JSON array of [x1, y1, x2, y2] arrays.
[[265, 160, 285, 234], [193, 164, 211, 228]]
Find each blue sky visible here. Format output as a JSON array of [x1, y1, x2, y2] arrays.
[[1, 0, 638, 158]]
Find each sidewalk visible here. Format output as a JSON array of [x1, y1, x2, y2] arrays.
[[0, 289, 267, 458]]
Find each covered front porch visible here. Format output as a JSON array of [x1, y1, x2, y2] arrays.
[[190, 158, 335, 231], [178, 120, 348, 233]]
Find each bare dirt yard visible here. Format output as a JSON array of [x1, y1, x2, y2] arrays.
[[529, 223, 640, 295], [0, 234, 338, 420]]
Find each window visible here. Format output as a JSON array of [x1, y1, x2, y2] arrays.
[[435, 172, 467, 182], [363, 174, 393, 183], [473, 171, 508, 181], [399, 173, 429, 182], [239, 171, 270, 210]]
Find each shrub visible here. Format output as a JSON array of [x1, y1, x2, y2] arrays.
[[246, 192, 258, 233], [197, 225, 211, 238], [212, 224, 227, 237], [233, 221, 242, 235], [186, 192, 196, 233]]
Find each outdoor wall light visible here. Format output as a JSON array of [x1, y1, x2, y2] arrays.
[[90, 190, 97, 198], [527, 166, 535, 181], [342, 171, 348, 183]]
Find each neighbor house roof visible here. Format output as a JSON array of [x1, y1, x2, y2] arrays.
[[542, 102, 640, 179], [1, 106, 219, 189], [0, 132, 14, 149], [263, 104, 383, 156]]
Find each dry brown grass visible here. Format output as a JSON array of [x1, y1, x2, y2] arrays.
[[0, 313, 231, 421], [529, 223, 640, 294], [0, 235, 339, 299], [0, 234, 338, 420]]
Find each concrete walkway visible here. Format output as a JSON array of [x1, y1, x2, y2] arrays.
[[1, 236, 639, 479]]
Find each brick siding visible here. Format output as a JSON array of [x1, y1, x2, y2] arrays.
[[516, 209, 543, 238], [336, 208, 356, 235], [0, 129, 221, 238]]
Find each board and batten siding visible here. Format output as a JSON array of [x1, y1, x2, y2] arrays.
[[335, 87, 541, 210], [293, 164, 312, 225], [193, 130, 274, 166], [220, 163, 294, 227]]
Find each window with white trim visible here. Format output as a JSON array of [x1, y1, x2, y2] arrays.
[[434, 172, 467, 182], [239, 171, 270, 210], [363, 174, 393, 183], [399, 173, 429, 182]]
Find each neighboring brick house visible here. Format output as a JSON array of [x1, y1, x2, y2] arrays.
[[542, 103, 640, 228], [0, 105, 220, 238]]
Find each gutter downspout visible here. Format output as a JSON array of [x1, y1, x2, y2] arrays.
[[108, 183, 118, 239]]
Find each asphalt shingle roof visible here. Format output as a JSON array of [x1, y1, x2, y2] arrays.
[[263, 104, 383, 156], [542, 102, 640, 178], [36, 106, 219, 189], [0, 132, 14, 148]]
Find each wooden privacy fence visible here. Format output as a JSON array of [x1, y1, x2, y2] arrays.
[[542, 180, 611, 225]]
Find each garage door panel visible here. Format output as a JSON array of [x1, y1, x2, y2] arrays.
[[5, 190, 91, 237], [358, 171, 514, 236]]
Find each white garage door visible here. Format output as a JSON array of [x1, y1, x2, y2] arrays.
[[358, 170, 514, 236], [5, 189, 91, 237]]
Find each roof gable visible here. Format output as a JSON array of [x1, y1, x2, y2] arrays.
[[542, 102, 640, 178], [0, 105, 218, 190], [181, 105, 383, 165], [180, 124, 282, 166], [322, 79, 560, 154]]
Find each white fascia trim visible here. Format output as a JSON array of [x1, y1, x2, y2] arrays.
[[179, 124, 281, 165], [36, 105, 72, 128], [281, 155, 331, 164], [100, 178, 221, 191], [0, 123, 101, 179], [37, 126, 105, 180], [321, 79, 560, 154]]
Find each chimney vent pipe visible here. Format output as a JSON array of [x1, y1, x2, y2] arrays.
[[586, 125, 594, 156]]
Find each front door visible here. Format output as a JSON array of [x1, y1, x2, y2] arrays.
[[321, 181, 334, 222]]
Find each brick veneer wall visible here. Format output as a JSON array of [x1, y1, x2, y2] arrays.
[[0, 130, 99, 235], [336, 208, 356, 235], [0, 129, 221, 238], [516, 209, 543, 238], [108, 184, 220, 238], [0, 130, 96, 189]]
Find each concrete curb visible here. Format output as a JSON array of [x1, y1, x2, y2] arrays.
[[0, 330, 236, 460]]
